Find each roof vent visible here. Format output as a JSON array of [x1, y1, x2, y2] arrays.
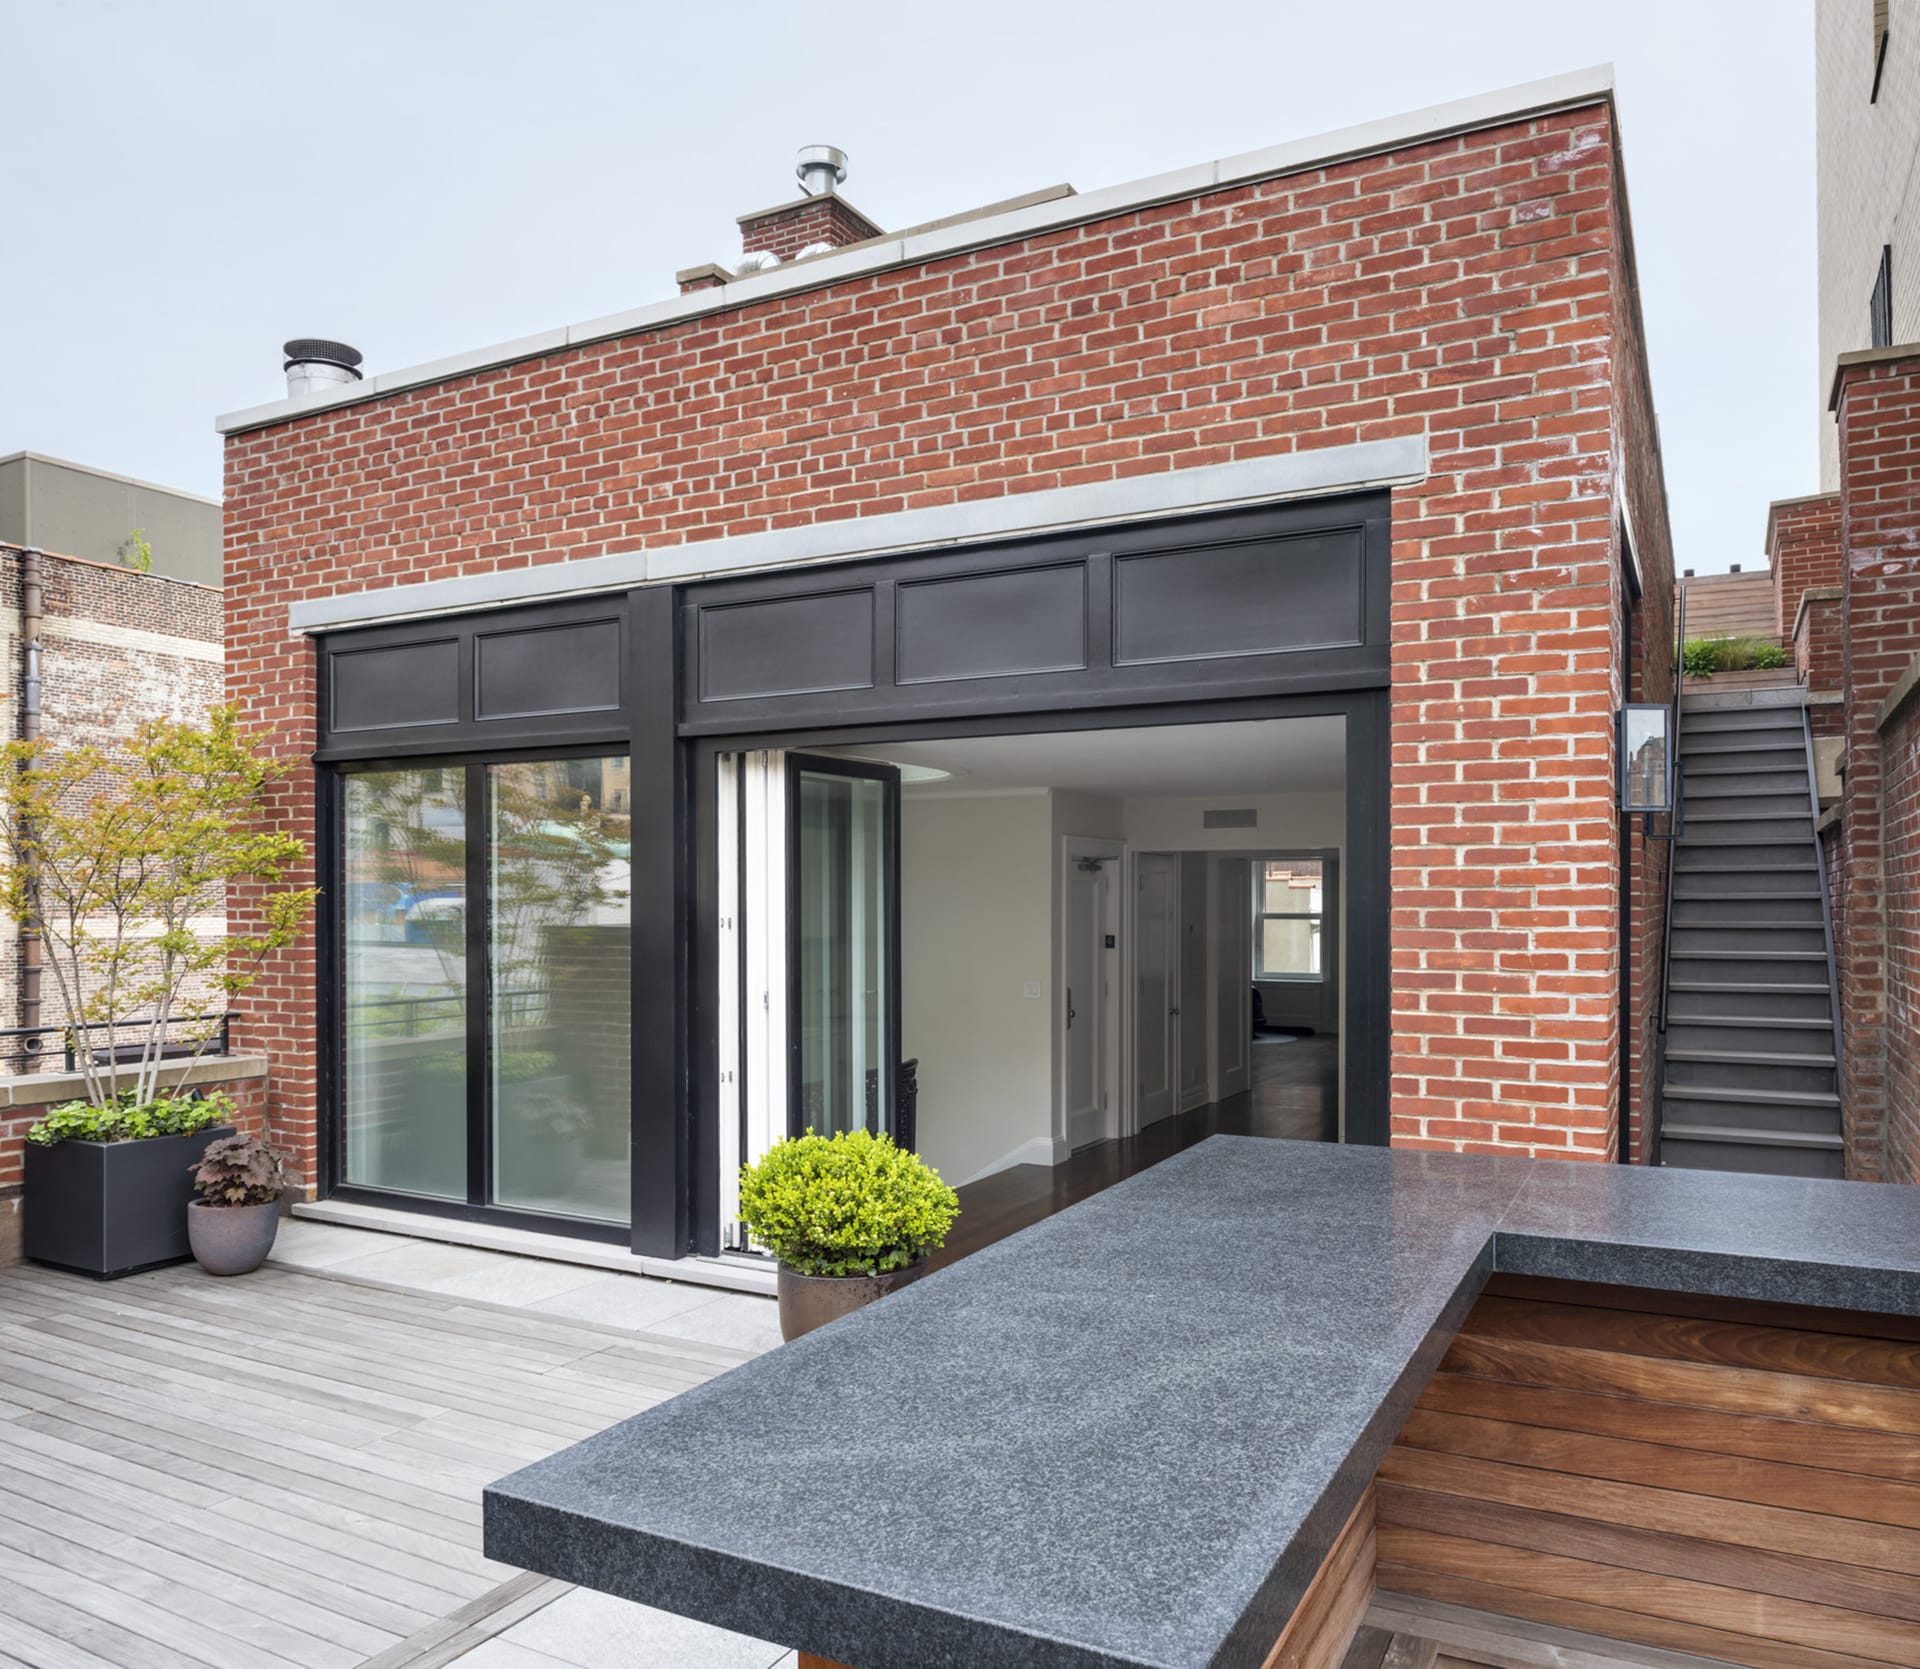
[[796, 144, 848, 197], [283, 339, 364, 401], [735, 250, 782, 274]]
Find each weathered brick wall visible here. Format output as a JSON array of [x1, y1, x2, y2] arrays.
[[1768, 491, 1844, 643], [225, 100, 1669, 1181], [1619, 257, 1678, 1166], [1882, 673, 1920, 1185], [1797, 588, 1847, 722], [1833, 353, 1920, 1178], [739, 194, 881, 260], [0, 550, 225, 1071]]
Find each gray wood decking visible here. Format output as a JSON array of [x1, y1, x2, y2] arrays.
[[0, 1259, 758, 1669]]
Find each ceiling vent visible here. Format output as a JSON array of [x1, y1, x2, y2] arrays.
[[1202, 808, 1258, 830]]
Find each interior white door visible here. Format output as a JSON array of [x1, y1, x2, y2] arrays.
[[1213, 857, 1251, 1102], [1179, 852, 1209, 1111], [1135, 854, 1178, 1130], [1064, 859, 1108, 1150]]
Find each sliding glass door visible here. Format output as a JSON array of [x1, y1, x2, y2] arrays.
[[338, 754, 632, 1229]]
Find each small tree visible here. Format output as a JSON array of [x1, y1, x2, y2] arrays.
[[0, 707, 317, 1108]]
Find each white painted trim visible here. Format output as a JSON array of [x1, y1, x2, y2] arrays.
[[287, 439, 1428, 633], [218, 67, 1612, 437], [949, 1134, 1070, 1189], [288, 1197, 778, 1295]]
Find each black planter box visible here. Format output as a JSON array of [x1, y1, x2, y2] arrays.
[[23, 1125, 236, 1279]]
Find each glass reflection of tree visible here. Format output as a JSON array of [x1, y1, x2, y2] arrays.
[[489, 762, 631, 1028], [347, 771, 468, 1029]]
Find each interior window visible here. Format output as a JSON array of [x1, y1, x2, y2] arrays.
[[1253, 858, 1324, 981]]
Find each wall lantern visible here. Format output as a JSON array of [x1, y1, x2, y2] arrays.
[[1617, 703, 1673, 816]]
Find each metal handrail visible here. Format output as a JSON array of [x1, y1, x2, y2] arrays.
[[0, 1012, 235, 1073], [1648, 579, 1688, 1167], [1801, 701, 1845, 1081]]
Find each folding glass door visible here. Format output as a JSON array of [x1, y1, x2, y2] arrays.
[[338, 755, 633, 1228], [715, 750, 900, 1250]]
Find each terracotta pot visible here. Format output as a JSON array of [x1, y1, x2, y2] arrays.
[[776, 1260, 929, 1342], [187, 1198, 281, 1276]]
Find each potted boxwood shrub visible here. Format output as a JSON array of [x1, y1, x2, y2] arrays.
[[22, 1090, 237, 1277], [187, 1131, 290, 1276], [738, 1128, 960, 1342]]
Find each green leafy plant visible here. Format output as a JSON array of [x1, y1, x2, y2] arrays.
[[119, 528, 153, 573], [0, 707, 317, 1110], [1682, 637, 1722, 680], [26, 1087, 235, 1147], [190, 1130, 289, 1207], [738, 1129, 959, 1277], [1683, 634, 1791, 679]]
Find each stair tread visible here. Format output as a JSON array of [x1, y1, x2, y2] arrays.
[[1670, 950, 1830, 962], [1671, 891, 1822, 900], [1664, 1049, 1837, 1068], [1667, 1014, 1833, 1029], [1670, 920, 1826, 930], [1662, 1084, 1841, 1107], [1668, 982, 1832, 994], [1661, 1124, 1844, 1150]]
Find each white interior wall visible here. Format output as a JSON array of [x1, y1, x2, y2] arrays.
[[901, 792, 1056, 1187]]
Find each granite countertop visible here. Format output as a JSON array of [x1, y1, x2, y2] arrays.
[[483, 1139, 1920, 1669]]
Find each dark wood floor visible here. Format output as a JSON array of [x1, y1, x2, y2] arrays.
[[931, 1033, 1339, 1270]]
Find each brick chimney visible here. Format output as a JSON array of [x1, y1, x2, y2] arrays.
[[738, 145, 882, 263]]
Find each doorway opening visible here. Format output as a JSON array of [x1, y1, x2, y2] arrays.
[[709, 713, 1348, 1253]]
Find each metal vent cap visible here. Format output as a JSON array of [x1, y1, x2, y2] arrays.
[[282, 339, 364, 376]]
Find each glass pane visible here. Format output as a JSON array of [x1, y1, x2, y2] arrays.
[[1622, 706, 1670, 812], [1258, 916, 1322, 979], [795, 770, 889, 1137], [342, 769, 468, 1199], [489, 757, 632, 1223], [1261, 858, 1323, 914]]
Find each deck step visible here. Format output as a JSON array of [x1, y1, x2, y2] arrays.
[[1664, 1049, 1836, 1069]]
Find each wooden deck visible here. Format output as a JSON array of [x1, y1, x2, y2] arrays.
[[0, 1258, 759, 1669]]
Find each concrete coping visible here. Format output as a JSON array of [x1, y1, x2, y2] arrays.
[[1878, 649, 1920, 734], [1793, 583, 1844, 645], [216, 65, 1614, 436], [1828, 342, 1920, 412], [0, 1052, 269, 1114], [1817, 802, 1842, 836]]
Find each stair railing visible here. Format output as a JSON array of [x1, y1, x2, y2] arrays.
[[1800, 703, 1845, 1100], [1649, 578, 1689, 1166]]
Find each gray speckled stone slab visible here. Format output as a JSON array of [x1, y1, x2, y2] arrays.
[[483, 1139, 1920, 1669]]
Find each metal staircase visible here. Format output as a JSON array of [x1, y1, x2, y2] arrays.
[[1655, 684, 1845, 1178]]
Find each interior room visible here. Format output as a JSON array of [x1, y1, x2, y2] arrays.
[[826, 714, 1347, 1191]]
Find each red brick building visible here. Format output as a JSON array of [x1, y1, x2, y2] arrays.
[[218, 68, 1677, 1273]]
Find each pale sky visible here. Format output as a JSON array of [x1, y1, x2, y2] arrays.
[[4, 0, 1814, 573]]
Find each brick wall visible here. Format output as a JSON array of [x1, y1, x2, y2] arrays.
[[1768, 491, 1844, 642], [225, 101, 1671, 1183], [0, 550, 225, 1072], [739, 194, 882, 261], [1833, 352, 1920, 1178], [1882, 671, 1920, 1185]]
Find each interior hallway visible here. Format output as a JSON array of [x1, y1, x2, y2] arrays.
[[931, 1034, 1338, 1270]]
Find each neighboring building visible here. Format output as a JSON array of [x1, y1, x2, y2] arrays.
[[0, 451, 223, 586], [217, 67, 1676, 1279], [1746, 0, 1920, 1187]]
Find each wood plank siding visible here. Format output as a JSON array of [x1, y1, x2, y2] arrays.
[[1376, 1274, 1920, 1669], [1261, 1487, 1377, 1668]]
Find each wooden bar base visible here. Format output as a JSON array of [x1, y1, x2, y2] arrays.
[[796, 1655, 853, 1669]]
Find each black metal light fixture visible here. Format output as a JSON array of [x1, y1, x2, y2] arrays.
[[1617, 703, 1673, 816]]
